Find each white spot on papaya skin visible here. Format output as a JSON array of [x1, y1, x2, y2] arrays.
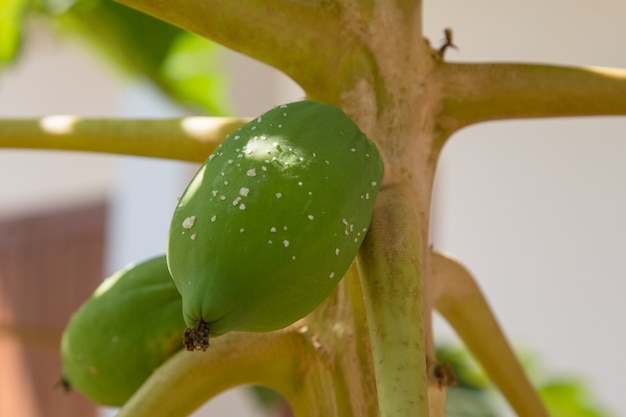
[[239, 204, 246, 210], [283, 240, 290, 247], [335, 248, 340, 256], [292, 256, 297, 260], [211, 215, 217, 222], [371, 181, 378, 187], [190, 234, 197, 240], [268, 240, 273, 244], [275, 193, 282, 199], [220, 195, 227, 201], [247, 168, 257, 177], [239, 187, 250, 197], [270, 227, 277, 233], [307, 215, 314, 220], [329, 272, 335, 279], [182, 216, 196, 229], [240, 228, 245, 233]]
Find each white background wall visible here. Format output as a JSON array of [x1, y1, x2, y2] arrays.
[[425, 0, 626, 415], [1, 1, 625, 416]]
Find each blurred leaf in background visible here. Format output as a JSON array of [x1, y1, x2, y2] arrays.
[[437, 344, 615, 417], [2, 0, 231, 115], [0, 0, 30, 64]]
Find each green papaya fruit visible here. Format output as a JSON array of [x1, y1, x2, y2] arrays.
[[60, 255, 185, 406], [168, 100, 384, 350]]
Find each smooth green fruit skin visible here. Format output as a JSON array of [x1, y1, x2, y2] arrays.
[[167, 100, 384, 336], [61, 256, 185, 406]]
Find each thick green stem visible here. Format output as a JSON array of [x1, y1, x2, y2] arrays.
[[432, 252, 549, 417], [437, 63, 626, 132], [0, 117, 248, 162], [357, 184, 429, 417]]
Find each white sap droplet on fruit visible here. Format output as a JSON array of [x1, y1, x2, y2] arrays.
[[371, 181, 378, 187], [190, 234, 197, 240], [270, 227, 277, 233], [239, 204, 246, 210], [182, 216, 196, 229], [275, 193, 282, 199], [247, 168, 257, 177], [308, 215, 314, 220], [283, 240, 290, 247], [211, 215, 217, 222], [335, 248, 340, 256], [239, 187, 250, 197], [329, 272, 335, 279]]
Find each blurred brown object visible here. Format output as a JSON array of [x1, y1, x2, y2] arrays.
[[0, 202, 107, 417]]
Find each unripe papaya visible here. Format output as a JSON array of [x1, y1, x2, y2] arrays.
[[168, 100, 384, 350], [60, 256, 185, 406]]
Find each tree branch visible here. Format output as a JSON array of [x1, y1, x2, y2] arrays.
[[432, 251, 549, 417], [111, 0, 348, 93], [437, 63, 626, 132], [0, 116, 249, 162]]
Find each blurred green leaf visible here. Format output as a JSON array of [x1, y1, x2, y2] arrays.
[[540, 379, 614, 417], [248, 385, 285, 410], [0, 0, 30, 64], [34, 0, 230, 114]]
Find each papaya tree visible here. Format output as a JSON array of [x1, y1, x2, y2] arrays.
[[1, 1, 626, 417]]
